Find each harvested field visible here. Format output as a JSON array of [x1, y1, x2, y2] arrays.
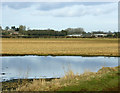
[[1, 38, 119, 56]]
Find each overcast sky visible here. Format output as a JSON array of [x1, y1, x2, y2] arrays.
[[1, 2, 118, 32]]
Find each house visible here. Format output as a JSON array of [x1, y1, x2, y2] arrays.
[[13, 32, 19, 35]]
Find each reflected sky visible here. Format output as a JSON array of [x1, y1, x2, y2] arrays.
[[0, 56, 118, 81]]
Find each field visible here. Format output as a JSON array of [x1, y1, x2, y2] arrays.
[[2, 66, 119, 91], [1, 38, 119, 56]]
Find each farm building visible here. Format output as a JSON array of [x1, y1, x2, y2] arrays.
[[93, 34, 108, 37], [82, 33, 93, 38], [67, 34, 82, 37]]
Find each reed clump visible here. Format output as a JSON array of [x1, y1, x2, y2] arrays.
[[15, 66, 119, 91], [16, 69, 78, 91]]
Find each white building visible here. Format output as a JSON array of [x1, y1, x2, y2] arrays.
[[67, 34, 82, 37], [93, 34, 108, 37]]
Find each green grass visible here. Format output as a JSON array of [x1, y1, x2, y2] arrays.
[[58, 67, 119, 91], [58, 71, 119, 91]]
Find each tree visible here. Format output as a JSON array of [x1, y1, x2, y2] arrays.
[[61, 30, 67, 35], [0, 26, 2, 36], [0, 26, 2, 31], [19, 25, 26, 31], [65, 27, 85, 35], [11, 26, 16, 31], [92, 31, 105, 34], [27, 27, 30, 30], [15, 28, 19, 31], [5, 26, 9, 31]]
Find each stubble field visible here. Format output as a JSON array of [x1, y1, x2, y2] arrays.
[[1, 38, 119, 56]]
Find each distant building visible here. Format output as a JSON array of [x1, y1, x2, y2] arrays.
[[67, 34, 82, 37], [13, 32, 19, 35], [82, 33, 93, 38], [7, 29, 14, 32], [93, 34, 108, 37]]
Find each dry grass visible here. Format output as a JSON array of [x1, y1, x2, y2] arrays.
[[15, 66, 119, 91], [16, 69, 77, 91], [1, 38, 119, 56]]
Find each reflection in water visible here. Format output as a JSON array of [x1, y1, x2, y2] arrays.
[[0, 56, 118, 82]]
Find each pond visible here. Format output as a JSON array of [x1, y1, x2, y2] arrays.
[[0, 56, 118, 82]]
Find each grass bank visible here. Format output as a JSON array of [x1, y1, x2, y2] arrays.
[[1, 38, 119, 57], [2, 66, 119, 91]]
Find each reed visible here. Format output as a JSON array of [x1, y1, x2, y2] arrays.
[[14, 66, 119, 91]]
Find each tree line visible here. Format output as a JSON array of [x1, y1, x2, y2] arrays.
[[0, 25, 120, 38]]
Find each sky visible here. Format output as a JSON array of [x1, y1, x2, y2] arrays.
[[1, 2, 118, 32]]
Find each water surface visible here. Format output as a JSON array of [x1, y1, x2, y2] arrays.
[[0, 56, 118, 82]]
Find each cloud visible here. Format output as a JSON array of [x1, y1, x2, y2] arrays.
[[2, 2, 34, 9], [2, 2, 111, 10], [32, 3, 117, 17], [37, 2, 110, 11], [2, 2, 117, 17]]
